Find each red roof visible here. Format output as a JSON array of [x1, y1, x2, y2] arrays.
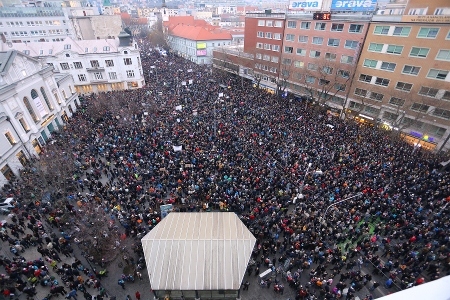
[[169, 24, 232, 41]]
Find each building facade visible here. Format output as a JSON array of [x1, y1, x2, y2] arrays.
[[1, 33, 145, 94], [0, 50, 79, 186]]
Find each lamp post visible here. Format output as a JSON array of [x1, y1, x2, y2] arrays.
[[320, 192, 363, 234]]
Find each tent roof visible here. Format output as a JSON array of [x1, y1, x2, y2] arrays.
[[141, 212, 255, 291]]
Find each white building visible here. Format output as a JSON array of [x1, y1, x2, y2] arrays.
[[1, 32, 145, 94], [167, 24, 232, 65], [0, 50, 79, 186]]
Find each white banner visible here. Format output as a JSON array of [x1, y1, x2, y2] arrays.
[[32, 96, 48, 118], [289, 0, 323, 10], [175, 105, 182, 111], [173, 145, 182, 152], [189, 79, 193, 84]]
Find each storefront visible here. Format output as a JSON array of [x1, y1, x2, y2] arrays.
[[401, 133, 437, 151]]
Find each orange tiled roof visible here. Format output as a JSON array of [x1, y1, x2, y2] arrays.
[[169, 24, 232, 41]]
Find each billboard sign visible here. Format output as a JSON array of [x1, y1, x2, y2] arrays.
[[196, 42, 207, 49], [289, 0, 322, 10], [331, 0, 377, 11], [197, 49, 207, 56]]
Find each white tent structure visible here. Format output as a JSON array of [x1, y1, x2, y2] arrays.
[[141, 212, 256, 299], [377, 276, 450, 300]]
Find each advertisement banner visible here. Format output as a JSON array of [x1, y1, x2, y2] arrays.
[[196, 42, 207, 49], [331, 0, 377, 11], [32, 96, 48, 118], [289, 0, 322, 10], [197, 49, 207, 56]]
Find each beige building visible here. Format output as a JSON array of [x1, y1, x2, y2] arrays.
[[346, 0, 450, 151]]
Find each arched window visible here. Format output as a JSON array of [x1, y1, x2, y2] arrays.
[[23, 97, 39, 122], [40, 87, 53, 110], [31, 89, 38, 99]]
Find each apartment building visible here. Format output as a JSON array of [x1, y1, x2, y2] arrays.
[[349, 20, 450, 150], [1, 33, 145, 94]]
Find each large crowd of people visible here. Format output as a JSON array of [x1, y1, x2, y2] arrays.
[[1, 38, 450, 300]]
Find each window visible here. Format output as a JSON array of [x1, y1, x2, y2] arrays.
[[60, 63, 69, 70], [341, 55, 354, 64], [300, 22, 311, 29], [328, 38, 340, 47], [418, 27, 439, 38], [349, 24, 363, 33], [338, 69, 350, 78], [383, 111, 399, 121], [296, 48, 306, 56], [266, 20, 273, 27], [307, 63, 318, 71], [73, 61, 83, 69], [286, 34, 295, 41], [386, 45, 403, 54], [294, 61, 304, 68], [274, 21, 283, 28], [312, 37, 323, 45], [395, 82, 412, 92], [256, 42, 263, 49], [265, 32, 272, 39], [256, 53, 262, 59], [410, 46, 430, 57], [432, 108, 450, 119], [19, 118, 29, 132], [306, 76, 315, 84], [443, 91, 450, 101], [271, 56, 279, 63], [257, 31, 264, 38], [90, 60, 100, 68], [368, 43, 383, 52], [374, 25, 390, 35], [375, 77, 390, 86], [258, 20, 265, 26], [103, 46, 110, 52], [109, 72, 117, 80], [319, 79, 330, 86], [273, 33, 281, 40], [23, 97, 38, 122], [369, 92, 384, 101], [309, 50, 321, 58], [427, 69, 449, 80], [287, 21, 297, 29], [349, 101, 362, 109], [285, 46, 293, 53], [4, 132, 16, 145], [298, 35, 308, 43], [40, 87, 52, 110], [322, 66, 333, 74], [359, 74, 372, 83], [325, 53, 336, 60], [418, 86, 438, 97], [315, 22, 326, 31], [354, 88, 368, 97], [402, 65, 420, 75], [126, 70, 135, 78], [364, 106, 380, 115], [331, 23, 344, 32], [345, 40, 358, 49], [94, 72, 103, 80], [363, 59, 377, 68], [78, 74, 87, 81], [411, 103, 430, 113], [389, 97, 405, 106], [263, 54, 270, 61], [393, 26, 411, 37], [380, 62, 396, 71], [283, 58, 292, 65], [64, 44, 71, 50], [124, 58, 132, 65], [436, 50, 450, 61], [105, 60, 114, 67], [272, 45, 280, 52], [281, 70, 290, 77], [264, 44, 270, 50]]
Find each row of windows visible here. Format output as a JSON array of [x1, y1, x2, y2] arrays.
[[256, 43, 281, 52], [373, 25, 450, 39], [284, 46, 354, 64], [254, 63, 278, 74], [256, 31, 282, 40], [356, 84, 450, 102], [59, 58, 132, 70], [284, 35, 359, 50], [362, 60, 449, 80], [78, 71, 125, 81], [257, 20, 284, 28], [287, 21, 364, 33], [368, 43, 450, 61]]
